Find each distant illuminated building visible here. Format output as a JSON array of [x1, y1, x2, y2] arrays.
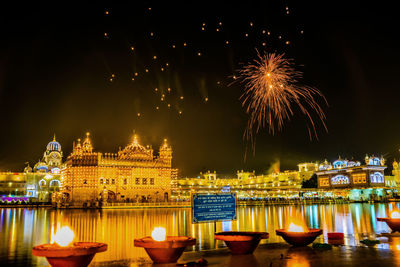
[[316, 155, 387, 200], [60, 133, 177, 204], [33, 135, 63, 174], [0, 136, 62, 202], [391, 160, 400, 187], [316, 156, 386, 188], [175, 163, 318, 199]]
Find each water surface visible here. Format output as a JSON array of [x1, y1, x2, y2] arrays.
[[0, 203, 398, 266]]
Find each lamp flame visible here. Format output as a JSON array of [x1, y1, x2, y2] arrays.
[[391, 211, 400, 219], [151, 227, 166, 241], [288, 222, 305, 233], [51, 226, 75, 247]]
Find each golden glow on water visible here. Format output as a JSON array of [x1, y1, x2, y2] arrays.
[[0, 203, 399, 264]]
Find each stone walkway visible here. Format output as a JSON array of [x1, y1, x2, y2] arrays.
[[93, 243, 400, 267]]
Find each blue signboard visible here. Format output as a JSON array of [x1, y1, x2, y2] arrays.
[[192, 193, 237, 223]]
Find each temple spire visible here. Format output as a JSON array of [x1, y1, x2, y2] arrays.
[[82, 132, 93, 153]]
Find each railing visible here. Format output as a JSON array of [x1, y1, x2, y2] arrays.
[[237, 198, 351, 206], [101, 201, 190, 208]]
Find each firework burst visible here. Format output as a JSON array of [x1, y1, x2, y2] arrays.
[[239, 51, 327, 143]]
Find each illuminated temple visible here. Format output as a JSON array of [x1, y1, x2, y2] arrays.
[[60, 133, 177, 204]]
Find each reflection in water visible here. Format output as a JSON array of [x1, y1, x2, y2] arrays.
[[0, 203, 397, 266]]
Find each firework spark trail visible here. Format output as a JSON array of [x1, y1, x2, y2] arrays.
[[239, 51, 328, 144]]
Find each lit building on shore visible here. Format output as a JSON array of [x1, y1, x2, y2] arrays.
[[60, 133, 177, 204], [174, 163, 318, 199], [0, 136, 62, 203], [316, 156, 388, 200]]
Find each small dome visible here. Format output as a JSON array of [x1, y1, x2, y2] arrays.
[[24, 165, 32, 173], [47, 135, 62, 152], [35, 161, 48, 171]]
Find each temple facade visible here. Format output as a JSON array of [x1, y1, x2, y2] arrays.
[[316, 156, 386, 189], [60, 133, 177, 204]]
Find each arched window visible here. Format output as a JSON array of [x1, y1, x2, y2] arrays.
[[331, 175, 349, 185], [39, 179, 46, 187], [49, 180, 60, 187], [370, 172, 384, 183]]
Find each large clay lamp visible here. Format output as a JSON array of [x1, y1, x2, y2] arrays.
[[377, 210, 400, 233], [32, 226, 107, 267], [214, 231, 269, 255], [276, 221, 322, 246], [134, 227, 196, 263]]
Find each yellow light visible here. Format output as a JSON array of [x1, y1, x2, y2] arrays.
[[153, 56, 157, 60], [288, 223, 305, 232], [151, 227, 166, 241], [52, 226, 74, 247], [391, 211, 400, 219]]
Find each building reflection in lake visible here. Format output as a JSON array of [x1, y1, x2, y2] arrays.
[[0, 203, 399, 265]]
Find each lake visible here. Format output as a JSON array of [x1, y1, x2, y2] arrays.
[[0, 203, 398, 266]]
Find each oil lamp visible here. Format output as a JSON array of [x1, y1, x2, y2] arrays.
[[377, 210, 400, 233], [134, 227, 196, 263], [276, 220, 322, 246], [214, 231, 269, 255], [32, 226, 107, 267]]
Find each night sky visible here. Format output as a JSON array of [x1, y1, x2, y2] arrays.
[[1, 1, 399, 176]]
